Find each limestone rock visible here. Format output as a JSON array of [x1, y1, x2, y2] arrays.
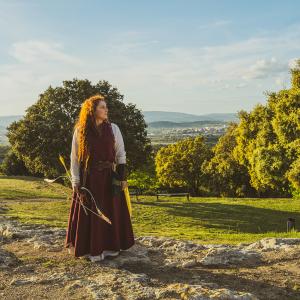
[[164, 258, 178, 267], [106, 243, 151, 267], [136, 235, 204, 253], [245, 238, 300, 251], [199, 247, 262, 266], [161, 283, 259, 300], [182, 258, 197, 268], [0, 249, 19, 268]]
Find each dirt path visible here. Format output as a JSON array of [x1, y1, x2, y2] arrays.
[[0, 201, 300, 299]]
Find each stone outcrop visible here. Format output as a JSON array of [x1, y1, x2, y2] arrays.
[[1, 215, 300, 299]]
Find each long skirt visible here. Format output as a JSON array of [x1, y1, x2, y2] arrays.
[[64, 167, 135, 257]]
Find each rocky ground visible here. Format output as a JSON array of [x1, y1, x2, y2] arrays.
[[0, 204, 300, 299]]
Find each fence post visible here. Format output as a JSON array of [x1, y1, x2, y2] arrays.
[[287, 217, 296, 232]]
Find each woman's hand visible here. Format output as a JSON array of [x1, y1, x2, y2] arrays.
[[73, 184, 90, 205], [120, 180, 128, 190], [73, 184, 80, 194]]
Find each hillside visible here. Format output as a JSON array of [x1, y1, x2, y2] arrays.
[[0, 115, 23, 146], [142, 111, 238, 123]]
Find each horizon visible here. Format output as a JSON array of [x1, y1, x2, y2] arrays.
[[1, 1, 299, 116], [0, 111, 238, 118]]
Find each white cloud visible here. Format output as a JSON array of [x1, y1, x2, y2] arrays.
[[1, 23, 300, 115], [198, 20, 232, 30], [9, 40, 82, 64], [236, 83, 247, 88], [242, 57, 287, 80], [289, 57, 300, 70], [275, 77, 287, 88], [152, 23, 300, 87], [0, 39, 84, 115], [106, 39, 160, 54]]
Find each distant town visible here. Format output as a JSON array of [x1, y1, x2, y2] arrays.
[[147, 124, 228, 148], [0, 112, 237, 148]]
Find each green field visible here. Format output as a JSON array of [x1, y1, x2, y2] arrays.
[[1, 175, 299, 245]]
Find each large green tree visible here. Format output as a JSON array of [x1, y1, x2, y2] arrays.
[[232, 61, 300, 197], [6, 79, 152, 178], [155, 135, 212, 196], [203, 122, 254, 197], [201, 60, 300, 198]]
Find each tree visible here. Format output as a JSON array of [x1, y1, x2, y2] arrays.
[[155, 135, 211, 196], [231, 60, 300, 197], [6, 78, 152, 178], [203, 122, 254, 197], [0, 149, 32, 176]]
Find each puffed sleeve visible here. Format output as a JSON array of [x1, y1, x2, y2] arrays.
[[113, 123, 126, 165], [70, 127, 80, 188]]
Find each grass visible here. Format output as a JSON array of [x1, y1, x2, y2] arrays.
[[1, 175, 300, 245], [0, 175, 70, 199]]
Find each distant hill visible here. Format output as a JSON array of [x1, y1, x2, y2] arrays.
[[0, 115, 23, 145], [142, 111, 239, 123], [148, 120, 228, 128], [0, 115, 23, 127], [0, 112, 238, 145], [0, 112, 238, 128]]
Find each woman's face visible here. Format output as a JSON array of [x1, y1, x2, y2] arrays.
[[95, 100, 108, 121]]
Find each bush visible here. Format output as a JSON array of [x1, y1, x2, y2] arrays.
[[290, 185, 300, 200], [127, 168, 159, 194], [0, 149, 32, 176]]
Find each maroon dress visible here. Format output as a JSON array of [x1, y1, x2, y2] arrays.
[[64, 121, 135, 257]]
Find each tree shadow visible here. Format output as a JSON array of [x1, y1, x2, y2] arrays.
[[0, 175, 42, 182], [122, 258, 299, 300], [135, 200, 300, 233]]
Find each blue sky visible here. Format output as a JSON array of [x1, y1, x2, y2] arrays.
[[1, 0, 300, 116]]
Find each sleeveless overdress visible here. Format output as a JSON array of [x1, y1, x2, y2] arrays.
[[64, 121, 135, 257]]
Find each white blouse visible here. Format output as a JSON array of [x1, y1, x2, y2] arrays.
[[70, 122, 126, 187]]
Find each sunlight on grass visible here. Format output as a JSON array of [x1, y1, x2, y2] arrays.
[[0, 175, 70, 199], [1, 175, 300, 244], [2, 184, 300, 244]]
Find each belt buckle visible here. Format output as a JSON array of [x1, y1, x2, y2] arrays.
[[96, 160, 111, 171], [97, 160, 105, 171]]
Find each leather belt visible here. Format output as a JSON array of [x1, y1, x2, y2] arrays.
[[90, 160, 114, 171]]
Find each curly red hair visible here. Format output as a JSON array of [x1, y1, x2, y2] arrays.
[[73, 94, 108, 171]]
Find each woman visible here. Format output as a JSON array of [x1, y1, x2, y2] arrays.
[[64, 94, 135, 262]]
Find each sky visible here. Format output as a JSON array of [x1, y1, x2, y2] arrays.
[[0, 0, 300, 116]]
